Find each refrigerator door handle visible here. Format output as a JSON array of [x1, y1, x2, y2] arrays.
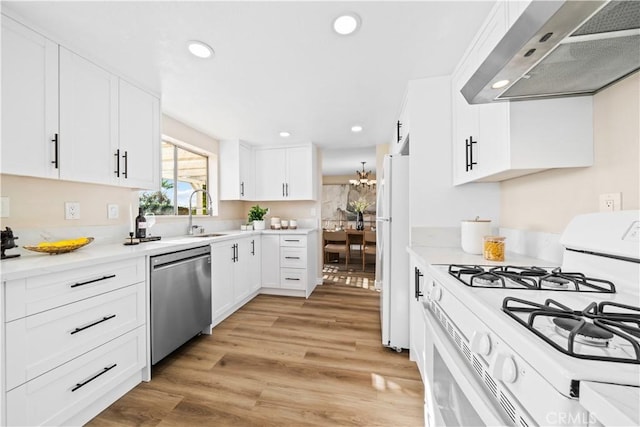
[[376, 218, 391, 222]]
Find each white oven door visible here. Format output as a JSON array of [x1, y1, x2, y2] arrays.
[[423, 307, 508, 427]]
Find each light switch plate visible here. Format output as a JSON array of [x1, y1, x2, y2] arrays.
[[0, 197, 9, 218], [65, 202, 80, 220], [107, 204, 119, 219]]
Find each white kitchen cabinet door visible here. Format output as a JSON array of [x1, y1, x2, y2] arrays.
[[117, 79, 160, 190], [219, 140, 254, 200], [261, 235, 280, 288], [211, 242, 236, 322], [234, 237, 252, 304], [409, 260, 427, 383], [59, 47, 118, 186], [249, 237, 261, 293], [254, 148, 287, 200], [1, 17, 59, 179], [285, 146, 315, 200]]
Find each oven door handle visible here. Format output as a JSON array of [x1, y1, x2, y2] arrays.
[[424, 309, 509, 426]]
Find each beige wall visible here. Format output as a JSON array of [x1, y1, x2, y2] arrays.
[[376, 144, 389, 178], [500, 72, 640, 233], [322, 174, 377, 185], [0, 175, 137, 229]]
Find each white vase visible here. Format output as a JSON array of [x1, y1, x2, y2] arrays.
[[253, 220, 266, 230]]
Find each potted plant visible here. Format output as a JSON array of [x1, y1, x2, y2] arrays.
[[350, 198, 371, 231], [248, 205, 269, 230]]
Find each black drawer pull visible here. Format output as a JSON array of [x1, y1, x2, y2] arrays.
[[70, 314, 117, 335], [71, 363, 117, 392], [285, 277, 300, 281], [284, 239, 300, 242], [285, 256, 300, 259], [70, 274, 116, 288]]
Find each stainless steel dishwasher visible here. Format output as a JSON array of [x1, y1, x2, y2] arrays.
[[150, 245, 211, 365]]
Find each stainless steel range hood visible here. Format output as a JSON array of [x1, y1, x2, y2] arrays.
[[462, 0, 640, 104]]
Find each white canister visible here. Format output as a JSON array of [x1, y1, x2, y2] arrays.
[[461, 218, 491, 254], [289, 219, 297, 229]]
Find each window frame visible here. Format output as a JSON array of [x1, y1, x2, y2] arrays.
[[142, 134, 218, 217]]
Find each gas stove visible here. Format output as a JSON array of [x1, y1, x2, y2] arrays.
[[422, 211, 640, 427], [448, 264, 616, 292]]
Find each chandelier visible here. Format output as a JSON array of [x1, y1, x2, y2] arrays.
[[349, 161, 376, 188]]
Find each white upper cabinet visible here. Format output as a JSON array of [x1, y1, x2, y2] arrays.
[[254, 144, 317, 201], [59, 47, 118, 186], [1, 16, 59, 179], [1, 16, 160, 190], [451, 1, 593, 185], [219, 140, 254, 200], [391, 93, 409, 154], [118, 79, 160, 190]]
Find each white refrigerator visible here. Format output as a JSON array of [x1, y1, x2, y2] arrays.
[[376, 154, 409, 350]]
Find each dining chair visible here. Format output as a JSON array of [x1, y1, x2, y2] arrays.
[[362, 230, 376, 271], [323, 230, 348, 266]]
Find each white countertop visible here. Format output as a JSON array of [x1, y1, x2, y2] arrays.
[[407, 245, 559, 268], [1, 228, 316, 281], [580, 382, 640, 427]]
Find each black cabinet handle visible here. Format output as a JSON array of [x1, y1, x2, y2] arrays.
[[284, 239, 300, 242], [70, 274, 116, 288], [286, 183, 289, 197], [70, 314, 116, 335], [285, 277, 300, 281], [71, 363, 117, 392], [251, 239, 255, 255], [122, 151, 128, 178], [285, 256, 300, 259], [397, 120, 402, 142], [51, 133, 59, 168], [282, 183, 285, 197], [469, 136, 477, 171], [114, 149, 120, 177], [414, 267, 424, 301], [465, 139, 470, 172], [240, 182, 244, 197]]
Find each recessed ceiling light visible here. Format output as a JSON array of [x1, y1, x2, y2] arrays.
[[279, 131, 291, 138], [491, 79, 510, 89], [333, 13, 361, 36], [351, 125, 363, 133], [187, 40, 214, 59]]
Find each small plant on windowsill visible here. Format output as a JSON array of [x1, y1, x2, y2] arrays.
[[248, 205, 269, 230]]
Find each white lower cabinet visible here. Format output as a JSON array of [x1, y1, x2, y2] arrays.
[[409, 259, 428, 382], [211, 235, 261, 326], [2, 256, 147, 426], [6, 326, 145, 427], [260, 232, 318, 298]]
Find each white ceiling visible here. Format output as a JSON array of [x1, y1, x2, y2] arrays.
[[3, 1, 495, 175]]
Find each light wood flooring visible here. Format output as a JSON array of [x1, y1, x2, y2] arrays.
[[89, 278, 423, 426]]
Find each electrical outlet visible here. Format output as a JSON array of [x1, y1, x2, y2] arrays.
[[0, 197, 9, 218], [107, 204, 119, 219], [599, 193, 621, 212], [65, 202, 80, 220]]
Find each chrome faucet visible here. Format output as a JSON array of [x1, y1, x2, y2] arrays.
[[188, 189, 213, 235]]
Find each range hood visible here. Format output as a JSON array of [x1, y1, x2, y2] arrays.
[[462, 0, 640, 104]]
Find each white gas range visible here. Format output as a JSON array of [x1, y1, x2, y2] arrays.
[[420, 211, 639, 427]]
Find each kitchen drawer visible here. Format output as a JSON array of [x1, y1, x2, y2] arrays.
[[6, 325, 145, 427], [280, 268, 307, 290], [280, 247, 307, 268], [5, 283, 145, 391], [279, 235, 307, 247], [5, 256, 145, 322]]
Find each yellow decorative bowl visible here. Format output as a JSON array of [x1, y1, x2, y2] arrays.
[[24, 237, 94, 255]]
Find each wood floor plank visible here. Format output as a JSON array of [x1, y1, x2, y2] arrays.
[[89, 276, 423, 427]]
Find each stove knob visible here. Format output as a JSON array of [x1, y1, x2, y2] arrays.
[[492, 353, 518, 384], [470, 332, 492, 356], [431, 285, 442, 302]]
